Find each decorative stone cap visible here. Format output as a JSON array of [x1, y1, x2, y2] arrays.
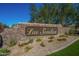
[[17, 23, 62, 27]]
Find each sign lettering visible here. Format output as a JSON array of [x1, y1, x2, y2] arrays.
[[25, 26, 58, 36]]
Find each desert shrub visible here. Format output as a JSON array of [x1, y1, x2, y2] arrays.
[[18, 42, 29, 47], [62, 38, 67, 41], [40, 42, 45, 47], [18, 39, 33, 47], [18, 42, 25, 47], [6, 39, 17, 47], [68, 26, 76, 35], [24, 46, 32, 52], [0, 48, 10, 56], [28, 39, 34, 44], [64, 31, 69, 35], [48, 36, 54, 39], [36, 38, 42, 42], [48, 39, 53, 43], [69, 29, 76, 35], [57, 38, 67, 41], [59, 34, 68, 37]]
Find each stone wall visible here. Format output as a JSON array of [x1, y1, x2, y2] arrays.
[[0, 23, 69, 47]]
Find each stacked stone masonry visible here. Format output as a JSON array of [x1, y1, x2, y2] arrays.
[[0, 23, 70, 47]]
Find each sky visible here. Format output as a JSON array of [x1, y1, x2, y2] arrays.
[[0, 3, 32, 26]]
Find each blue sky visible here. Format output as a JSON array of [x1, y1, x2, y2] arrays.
[[0, 3, 32, 26]]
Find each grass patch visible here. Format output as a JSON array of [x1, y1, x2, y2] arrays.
[[0, 48, 10, 56], [48, 40, 79, 56]]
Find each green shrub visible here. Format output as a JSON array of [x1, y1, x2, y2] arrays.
[[40, 42, 45, 47], [0, 48, 10, 56]]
